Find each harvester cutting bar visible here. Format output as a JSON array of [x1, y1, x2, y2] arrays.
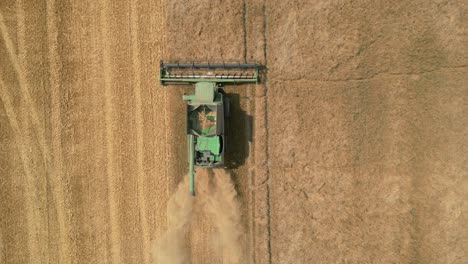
[[160, 62, 259, 85], [165, 74, 255, 79], [161, 62, 258, 69]]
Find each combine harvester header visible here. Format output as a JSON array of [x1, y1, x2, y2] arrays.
[[160, 62, 259, 84], [159, 62, 259, 195]]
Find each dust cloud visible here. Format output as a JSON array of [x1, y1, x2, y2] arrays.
[[154, 169, 245, 264], [154, 177, 194, 264], [201, 169, 245, 264]]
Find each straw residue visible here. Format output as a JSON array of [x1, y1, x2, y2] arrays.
[[201, 169, 245, 264], [154, 169, 245, 264], [154, 177, 193, 264]]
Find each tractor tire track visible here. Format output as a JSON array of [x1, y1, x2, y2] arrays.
[[130, 1, 151, 263], [261, 2, 272, 263], [7, 2, 56, 263], [99, 1, 122, 263], [0, 8, 50, 165], [83, 1, 113, 262], [0, 79, 41, 264], [45, 0, 74, 263]]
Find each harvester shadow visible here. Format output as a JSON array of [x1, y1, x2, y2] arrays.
[[224, 93, 252, 169]]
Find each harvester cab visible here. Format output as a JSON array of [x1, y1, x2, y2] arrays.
[[159, 62, 259, 195]]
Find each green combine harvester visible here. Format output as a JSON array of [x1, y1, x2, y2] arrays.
[[159, 62, 259, 195]]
